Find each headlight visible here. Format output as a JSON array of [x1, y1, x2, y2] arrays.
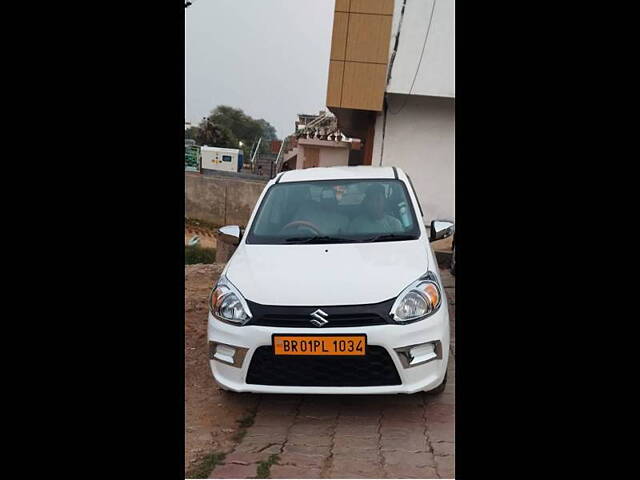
[[390, 272, 442, 323], [208, 274, 252, 325]]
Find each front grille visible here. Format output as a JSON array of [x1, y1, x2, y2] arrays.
[[246, 346, 402, 387], [245, 299, 395, 328]]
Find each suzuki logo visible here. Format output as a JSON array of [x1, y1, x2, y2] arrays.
[[309, 309, 329, 327]]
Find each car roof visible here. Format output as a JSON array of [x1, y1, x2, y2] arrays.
[[278, 166, 399, 183]]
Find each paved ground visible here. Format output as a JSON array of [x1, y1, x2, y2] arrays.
[[186, 264, 455, 479], [185, 264, 260, 474]]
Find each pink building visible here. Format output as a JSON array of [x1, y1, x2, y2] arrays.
[[279, 111, 362, 171]]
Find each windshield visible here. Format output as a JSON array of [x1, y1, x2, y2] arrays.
[[246, 179, 421, 244]]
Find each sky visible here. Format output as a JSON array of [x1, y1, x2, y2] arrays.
[[185, 0, 335, 139]]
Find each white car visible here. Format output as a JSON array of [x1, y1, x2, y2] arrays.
[[207, 166, 453, 394]]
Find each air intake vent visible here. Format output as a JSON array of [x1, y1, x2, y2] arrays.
[[246, 346, 401, 387]]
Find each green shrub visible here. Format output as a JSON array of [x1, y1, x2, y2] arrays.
[[186, 451, 226, 479], [185, 245, 216, 264]]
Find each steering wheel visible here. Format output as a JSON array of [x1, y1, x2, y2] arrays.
[[280, 220, 323, 236]]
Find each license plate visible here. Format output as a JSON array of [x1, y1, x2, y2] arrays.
[[273, 335, 367, 356]]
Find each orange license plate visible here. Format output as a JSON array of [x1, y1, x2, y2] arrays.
[[273, 335, 366, 356]]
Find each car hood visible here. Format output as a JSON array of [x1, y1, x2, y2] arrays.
[[225, 240, 430, 306]]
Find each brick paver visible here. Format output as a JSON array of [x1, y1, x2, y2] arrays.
[[209, 269, 455, 479]]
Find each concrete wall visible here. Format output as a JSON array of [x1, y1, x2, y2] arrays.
[[386, 0, 455, 98], [185, 172, 268, 227], [372, 94, 454, 224]]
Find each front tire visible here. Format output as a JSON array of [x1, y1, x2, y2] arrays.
[[449, 246, 456, 275], [426, 373, 448, 395]]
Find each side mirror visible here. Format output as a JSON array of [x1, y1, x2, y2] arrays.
[[430, 220, 454, 242], [218, 225, 242, 246]]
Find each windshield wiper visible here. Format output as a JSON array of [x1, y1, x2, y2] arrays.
[[363, 233, 418, 243], [284, 235, 354, 244]]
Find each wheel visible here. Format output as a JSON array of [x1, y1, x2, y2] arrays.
[[449, 241, 456, 275], [218, 385, 244, 398], [427, 372, 448, 395]]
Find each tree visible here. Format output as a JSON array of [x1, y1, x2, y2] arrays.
[[185, 126, 199, 142], [256, 119, 277, 142], [195, 121, 238, 149], [205, 106, 278, 154]]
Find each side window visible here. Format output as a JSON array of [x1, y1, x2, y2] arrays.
[[222, 155, 232, 162]]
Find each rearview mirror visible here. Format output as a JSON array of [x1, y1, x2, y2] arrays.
[[218, 225, 242, 246], [430, 220, 454, 242]]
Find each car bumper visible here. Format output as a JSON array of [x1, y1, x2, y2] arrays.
[[207, 307, 450, 395]]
